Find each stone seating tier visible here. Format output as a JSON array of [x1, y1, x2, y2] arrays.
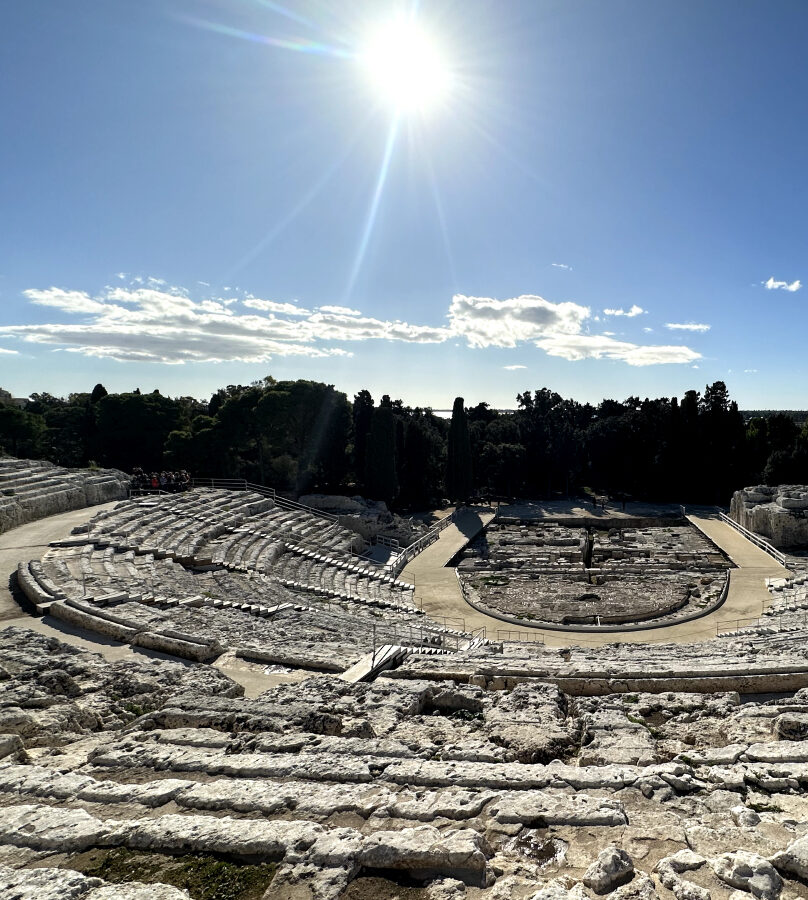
[[0, 457, 129, 534], [5, 626, 808, 897]]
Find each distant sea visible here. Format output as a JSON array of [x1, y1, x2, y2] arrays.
[[433, 409, 515, 418]]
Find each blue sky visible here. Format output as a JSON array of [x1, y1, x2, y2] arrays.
[[1, 0, 806, 408]]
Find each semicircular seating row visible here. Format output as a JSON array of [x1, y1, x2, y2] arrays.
[[16, 489, 475, 669]]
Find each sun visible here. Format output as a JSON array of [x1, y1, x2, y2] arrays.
[[361, 18, 452, 113]]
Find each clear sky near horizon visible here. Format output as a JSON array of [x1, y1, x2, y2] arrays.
[[1, 0, 806, 409]]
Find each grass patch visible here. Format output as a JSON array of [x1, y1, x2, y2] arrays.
[[748, 801, 782, 813], [74, 848, 276, 900], [479, 575, 509, 587]]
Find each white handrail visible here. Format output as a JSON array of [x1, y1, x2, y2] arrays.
[[718, 511, 787, 567], [389, 509, 459, 575]]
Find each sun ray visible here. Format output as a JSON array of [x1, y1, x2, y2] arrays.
[[420, 134, 458, 290], [177, 15, 354, 59], [245, 0, 315, 30], [224, 114, 374, 281], [343, 114, 401, 302]]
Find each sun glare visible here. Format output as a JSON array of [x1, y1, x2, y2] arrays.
[[361, 18, 452, 113]]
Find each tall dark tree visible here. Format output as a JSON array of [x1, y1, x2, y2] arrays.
[[365, 406, 398, 504], [446, 397, 472, 502], [352, 390, 374, 490]]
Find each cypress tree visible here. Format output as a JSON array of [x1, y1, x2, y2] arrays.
[[365, 406, 398, 504], [446, 397, 472, 502]]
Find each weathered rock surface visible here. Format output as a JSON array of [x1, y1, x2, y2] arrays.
[[710, 852, 782, 900], [0, 864, 189, 899], [730, 485, 808, 548], [7, 475, 808, 899], [0, 457, 128, 535], [584, 846, 635, 894]]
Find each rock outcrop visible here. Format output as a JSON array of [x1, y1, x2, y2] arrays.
[[0, 457, 129, 534], [730, 485, 808, 548]]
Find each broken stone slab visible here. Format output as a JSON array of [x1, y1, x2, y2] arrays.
[[611, 873, 660, 900], [488, 791, 627, 827], [88, 885, 191, 899], [0, 863, 103, 900], [0, 803, 491, 887], [743, 740, 808, 763], [0, 804, 112, 852], [655, 849, 709, 900], [583, 846, 635, 894], [710, 851, 782, 900], [88, 743, 377, 783], [357, 825, 492, 887], [675, 745, 747, 766], [529, 881, 588, 900], [730, 805, 761, 828], [0, 734, 24, 760], [0, 864, 191, 900], [770, 834, 808, 881], [773, 713, 808, 741]]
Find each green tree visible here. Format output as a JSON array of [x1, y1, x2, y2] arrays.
[[446, 397, 472, 502], [365, 406, 398, 504], [352, 389, 374, 490]]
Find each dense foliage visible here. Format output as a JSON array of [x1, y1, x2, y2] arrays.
[[1, 378, 806, 508]]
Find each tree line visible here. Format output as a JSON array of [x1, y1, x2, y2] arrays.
[[1, 378, 806, 508]]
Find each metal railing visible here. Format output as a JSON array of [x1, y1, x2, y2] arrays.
[[718, 511, 787, 566], [389, 509, 459, 576], [191, 477, 339, 523], [496, 629, 546, 643], [715, 609, 808, 636]]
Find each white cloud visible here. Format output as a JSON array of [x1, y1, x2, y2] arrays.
[[551, 262, 572, 270], [642, 326, 653, 333], [318, 305, 361, 316], [603, 304, 645, 317], [24, 288, 108, 315], [744, 368, 758, 374], [243, 298, 311, 316], [448, 294, 590, 348], [764, 276, 801, 292], [0, 347, 18, 355], [3, 283, 702, 369], [535, 333, 701, 367], [665, 322, 711, 332], [503, 364, 527, 370]]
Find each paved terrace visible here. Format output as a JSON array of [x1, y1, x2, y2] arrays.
[[404, 503, 791, 646]]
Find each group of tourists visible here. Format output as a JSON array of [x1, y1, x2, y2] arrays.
[[130, 467, 191, 494]]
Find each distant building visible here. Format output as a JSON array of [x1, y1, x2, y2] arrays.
[[0, 388, 27, 408]]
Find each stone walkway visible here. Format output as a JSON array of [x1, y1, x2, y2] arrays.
[[401, 507, 497, 632], [405, 508, 791, 647]]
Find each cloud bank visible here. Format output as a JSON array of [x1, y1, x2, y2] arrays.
[[0, 283, 703, 368]]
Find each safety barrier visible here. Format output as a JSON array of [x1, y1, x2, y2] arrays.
[[718, 511, 787, 567], [191, 478, 339, 523], [389, 509, 459, 576]]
